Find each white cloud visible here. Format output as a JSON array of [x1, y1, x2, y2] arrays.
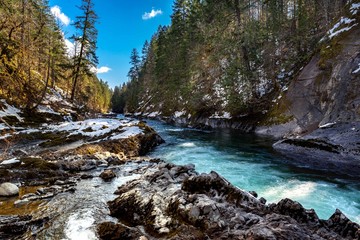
[[142, 9, 163, 20], [64, 38, 75, 56], [51, 6, 70, 26], [97, 66, 112, 74], [90, 66, 111, 74]]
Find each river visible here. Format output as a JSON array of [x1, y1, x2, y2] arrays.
[[146, 119, 360, 223], [8, 118, 360, 239]]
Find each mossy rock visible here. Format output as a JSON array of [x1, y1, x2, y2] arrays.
[[2, 116, 20, 125], [138, 121, 155, 133], [73, 144, 104, 155], [20, 157, 59, 171], [261, 96, 293, 126], [20, 110, 63, 126], [39, 133, 83, 148]]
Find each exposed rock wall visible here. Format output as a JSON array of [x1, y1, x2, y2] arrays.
[[283, 26, 360, 135]]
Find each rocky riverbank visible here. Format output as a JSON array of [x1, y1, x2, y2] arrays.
[[273, 122, 360, 179], [0, 118, 164, 239], [98, 161, 360, 240]]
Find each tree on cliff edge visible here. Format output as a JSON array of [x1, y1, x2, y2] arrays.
[[70, 0, 98, 102]]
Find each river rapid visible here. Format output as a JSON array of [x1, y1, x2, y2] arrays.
[[146, 119, 360, 223]]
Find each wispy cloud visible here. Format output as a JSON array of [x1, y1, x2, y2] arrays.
[[51, 6, 70, 26], [142, 9, 163, 20], [90, 66, 112, 74], [64, 38, 75, 56]]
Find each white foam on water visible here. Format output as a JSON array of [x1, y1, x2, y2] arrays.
[[263, 181, 317, 201], [167, 128, 184, 132], [63, 210, 96, 240], [179, 142, 196, 147]]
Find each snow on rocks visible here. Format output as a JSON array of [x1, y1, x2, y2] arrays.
[[174, 111, 186, 118], [0, 116, 144, 144], [109, 126, 143, 140], [327, 17, 358, 39], [209, 112, 232, 119], [37, 105, 60, 115], [0, 100, 23, 122], [353, 63, 360, 74], [147, 111, 160, 118], [0, 158, 20, 165], [350, 3, 360, 15]]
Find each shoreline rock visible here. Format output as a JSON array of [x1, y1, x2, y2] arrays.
[[273, 122, 360, 179], [0, 183, 19, 197], [98, 162, 360, 240]]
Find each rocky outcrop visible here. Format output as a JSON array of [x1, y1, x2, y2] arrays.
[[273, 122, 360, 179], [260, 21, 360, 138], [0, 215, 49, 238], [0, 119, 164, 239], [98, 162, 360, 240]]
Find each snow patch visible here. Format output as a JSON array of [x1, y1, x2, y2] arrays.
[[319, 122, 337, 128], [0, 100, 23, 122], [37, 105, 60, 115], [48, 119, 124, 137], [110, 126, 143, 140], [350, 3, 360, 15], [327, 17, 357, 39], [148, 112, 159, 118], [0, 123, 8, 131], [1, 158, 20, 165], [209, 112, 232, 119], [353, 63, 360, 74], [174, 111, 186, 118]]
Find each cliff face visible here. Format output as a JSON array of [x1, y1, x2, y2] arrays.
[[280, 27, 359, 136]]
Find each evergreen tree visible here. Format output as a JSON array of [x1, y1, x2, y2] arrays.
[[128, 48, 141, 81], [70, 0, 98, 102]]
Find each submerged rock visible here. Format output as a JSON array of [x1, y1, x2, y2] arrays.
[[100, 169, 116, 181], [0, 183, 19, 197], [99, 162, 360, 240]]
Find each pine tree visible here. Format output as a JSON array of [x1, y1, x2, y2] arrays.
[[128, 48, 140, 81], [70, 0, 98, 102]]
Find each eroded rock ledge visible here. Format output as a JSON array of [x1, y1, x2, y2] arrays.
[[98, 162, 359, 240]]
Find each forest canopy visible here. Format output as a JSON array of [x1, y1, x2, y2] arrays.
[[0, 0, 111, 113], [112, 0, 351, 117]]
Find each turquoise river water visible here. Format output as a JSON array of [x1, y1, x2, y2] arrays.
[[146, 119, 360, 223]]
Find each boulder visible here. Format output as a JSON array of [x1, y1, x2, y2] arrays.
[[99, 169, 116, 181], [0, 183, 19, 197]]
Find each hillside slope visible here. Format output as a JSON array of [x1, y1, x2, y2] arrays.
[[257, 14, 360, 137], [116, 1, 360, 139]]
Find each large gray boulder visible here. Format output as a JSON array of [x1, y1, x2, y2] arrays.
[[0, 183, 19, 197]]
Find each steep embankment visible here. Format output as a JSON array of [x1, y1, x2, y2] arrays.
[[267, 5, 360, 177], [258, 10, 360, 137]]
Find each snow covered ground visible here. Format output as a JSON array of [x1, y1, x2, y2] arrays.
[[0, 100, 23, 122], [0, 118, 144, 141]]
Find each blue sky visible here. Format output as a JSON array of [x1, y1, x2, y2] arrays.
[[49, 0, 173, 89]]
